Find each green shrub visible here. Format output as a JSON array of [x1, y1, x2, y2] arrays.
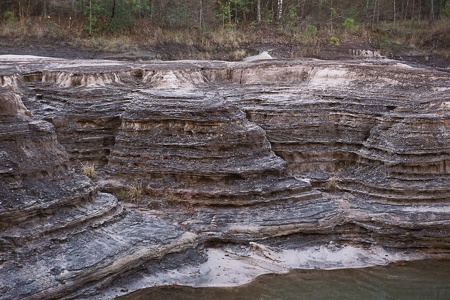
[[306, 24, 318, 37], [330, 36, 340, 45], [442, 1, 450, 18], [342, 18, 359, 32], [287, 5, 298, 24], [109, 2, 134, 32], [379, 34, 398, 54], [163, 4, 190, 28], [79, 0, 135, 34], [301, 24, 318, 46], [4, 11, 14, 23], [217, 1, 232, 27]]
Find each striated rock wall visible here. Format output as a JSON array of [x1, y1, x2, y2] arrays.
[[0, 69, 198, 299], [108, 93, 322, 207], [0, 55, 450, 299]]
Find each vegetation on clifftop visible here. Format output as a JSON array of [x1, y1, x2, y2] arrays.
[[0, 0, 449, 59]]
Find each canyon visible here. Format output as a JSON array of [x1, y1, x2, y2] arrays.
[[1, 55, 450, 299]]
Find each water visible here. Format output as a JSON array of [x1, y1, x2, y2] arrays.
[[118, 260, 450, 300]]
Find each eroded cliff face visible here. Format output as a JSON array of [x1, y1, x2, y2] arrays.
[[0, 55, 449, 299]]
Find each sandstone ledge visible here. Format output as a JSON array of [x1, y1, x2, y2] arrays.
[[0, 55, 449, 299]]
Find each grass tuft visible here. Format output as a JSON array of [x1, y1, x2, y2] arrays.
[[113, 182, 144, 204], [326, 177, 339, 191], [128, 183, 143, 200], [81, 162, 96, 178]]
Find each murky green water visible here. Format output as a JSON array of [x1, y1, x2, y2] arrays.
[[119, 260, 450, 300]]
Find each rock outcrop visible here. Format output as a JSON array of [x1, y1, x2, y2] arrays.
[[0, 55, 449, 299], [0, 68, 197, 299]]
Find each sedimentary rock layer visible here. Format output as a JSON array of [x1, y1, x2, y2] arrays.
[[0, 69, 197, 300], [0, 55, 449, 299]]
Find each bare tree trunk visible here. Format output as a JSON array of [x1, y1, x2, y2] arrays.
[[111, 0, 116, 20], [430, 0, 435, 22], [301, 0, 306, 18], [366, 0, 370, 16], [404, 0, 409, 20], [372, 0, 380, 25], [330, 0, 333, 28], [228, 1, 232, 25], [257, 0, 261, 23], [199, 0, 204, 29], [278, 0, 283, 20], [372, 0, 376, 24], [18, 0, 23, 23], [393, 0, 396, 24], [18, 0, 31, 23], [89, 0, 92, 35], [150, 0, 154, 20], [43, 0, 47, 18], [234, 0, 237, 24]]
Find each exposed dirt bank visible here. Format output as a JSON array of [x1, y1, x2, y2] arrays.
[[0, 36, 449, 71]]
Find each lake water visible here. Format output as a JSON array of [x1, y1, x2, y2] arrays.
[[118, 260, 450, 300]]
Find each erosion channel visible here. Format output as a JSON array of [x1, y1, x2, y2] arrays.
[[1, 55, 450, 299]]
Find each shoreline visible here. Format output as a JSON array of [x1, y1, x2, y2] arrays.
[[106, 242, 444, 299]]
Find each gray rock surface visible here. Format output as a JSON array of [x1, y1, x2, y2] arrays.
[[0, 55, 449, 299]]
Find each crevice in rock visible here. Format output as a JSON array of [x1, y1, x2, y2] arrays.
[[23, 72, 43, 83]]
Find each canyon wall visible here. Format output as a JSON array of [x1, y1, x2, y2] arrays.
[[0, 56, 449, 299]]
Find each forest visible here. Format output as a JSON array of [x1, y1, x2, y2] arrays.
[[0, 0, 449, 59], [1, 0, 449, 30]]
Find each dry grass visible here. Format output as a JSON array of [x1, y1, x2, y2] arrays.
[[158, 29, 197, 46], [207, 28, 246, 48], [0, 17, 448, 60], [80, 162, 96, 178], [377, 19, 450, 50], [113, 183, 144, 204], [230, 49, 248, 60], [164, 192, 177, 203], [0, 17, 77, 39], [325, 177, 339, 191], [113, 189, 129, 201], [128, 183, 143, 200], [73, 35, 138, 52]]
